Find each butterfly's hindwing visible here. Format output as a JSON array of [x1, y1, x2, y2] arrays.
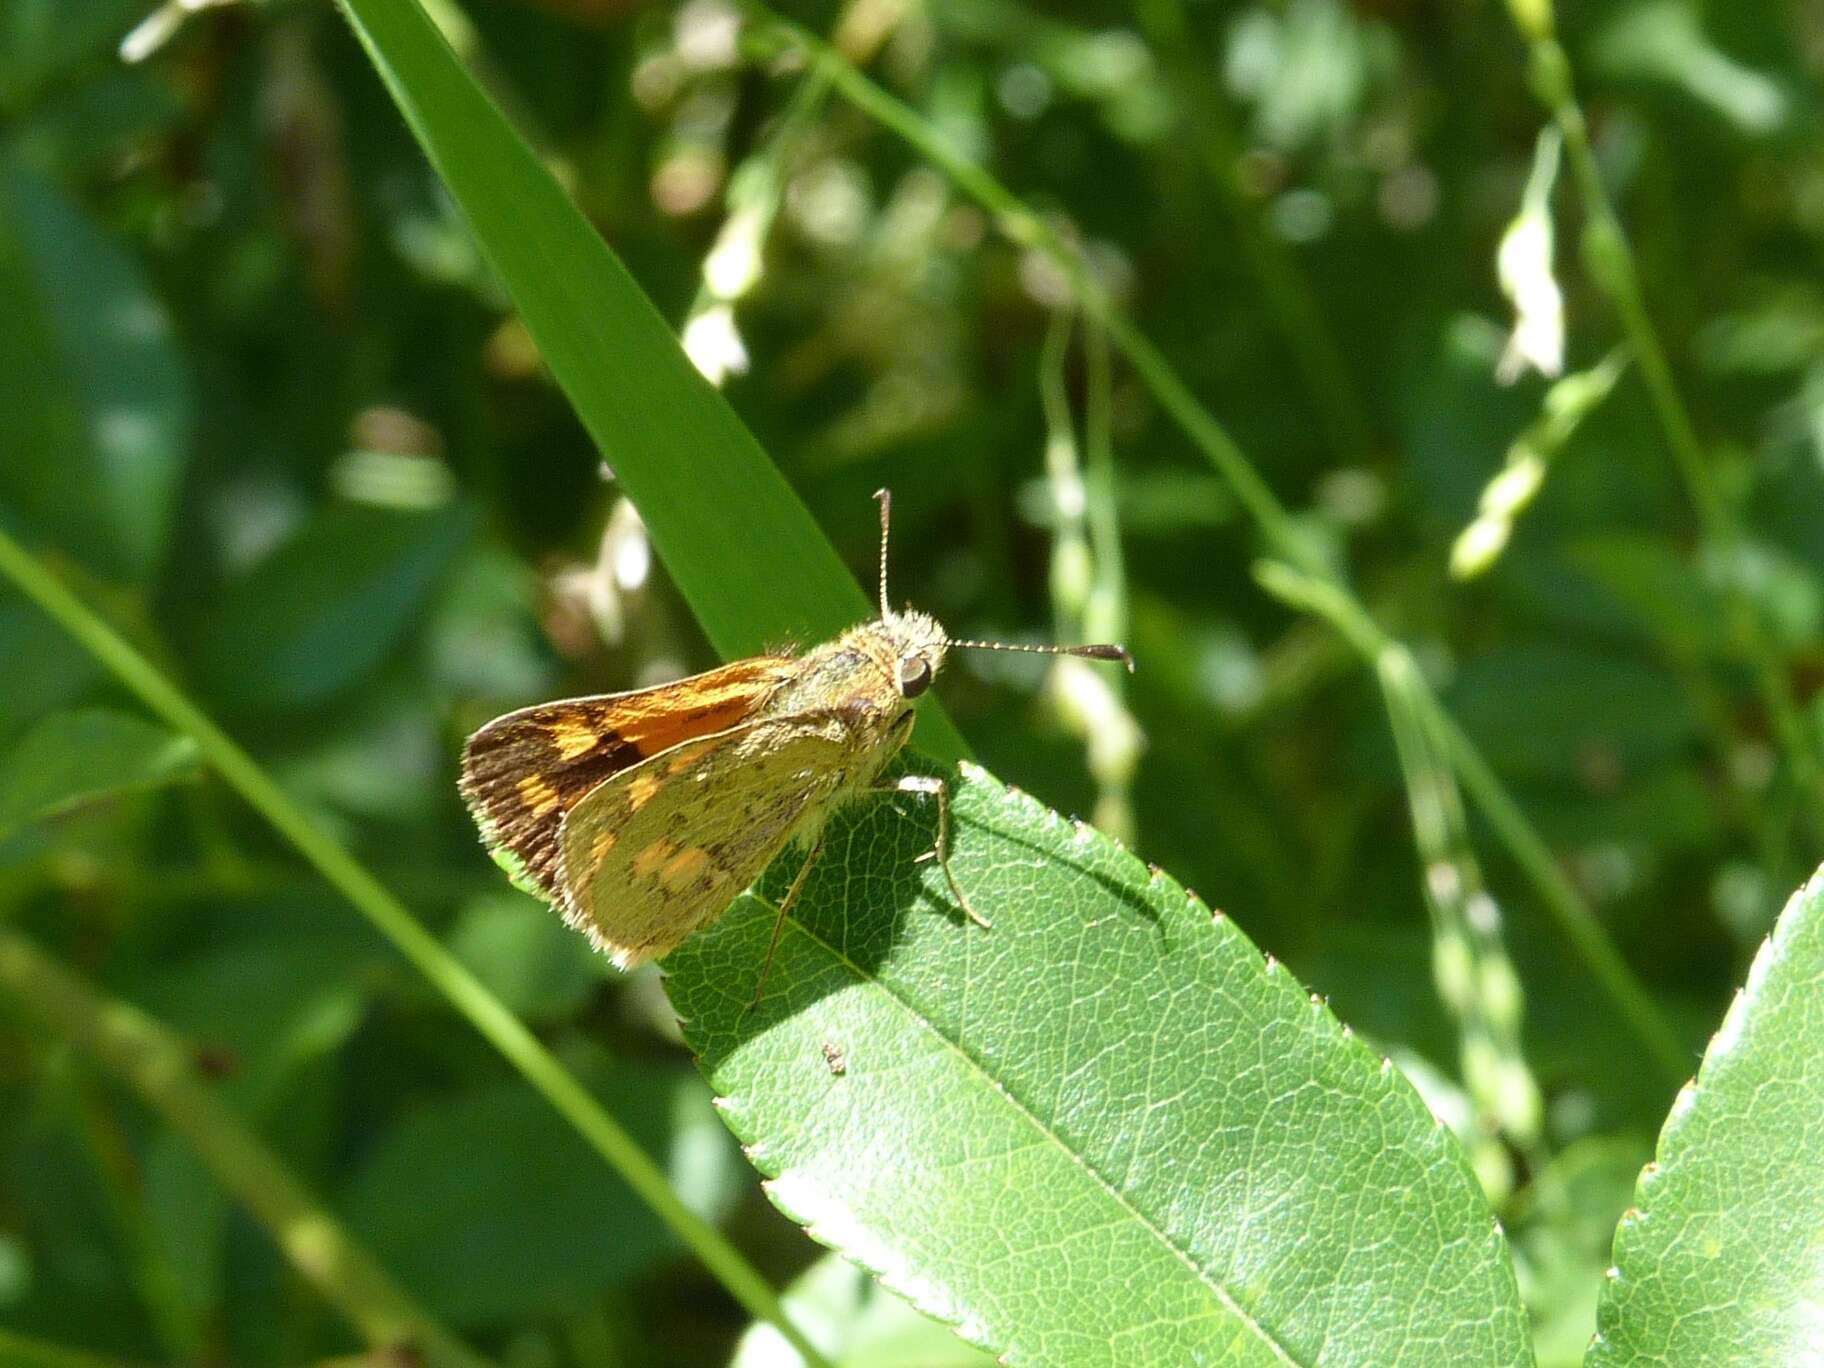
[[457, 656, 791, 904], [558, 710, 884, 967]]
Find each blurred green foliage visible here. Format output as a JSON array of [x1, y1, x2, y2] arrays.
[[1, 0, 1822, 1362]]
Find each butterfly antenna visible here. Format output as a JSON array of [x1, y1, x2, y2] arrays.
[[873, 487, 893, 618], [945, 636, 1135, 672]]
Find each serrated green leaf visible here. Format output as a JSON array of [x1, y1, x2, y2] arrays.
[[1587, 866, 1824, 1366], [667, 762, 1530, 1367], [0, 706, 196, 839]]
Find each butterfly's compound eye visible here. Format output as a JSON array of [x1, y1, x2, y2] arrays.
[[897, 656, 933, 698]]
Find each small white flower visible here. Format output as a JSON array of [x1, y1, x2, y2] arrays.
[[1496, 128, 1564, 383], [681, 303, 749, 386]]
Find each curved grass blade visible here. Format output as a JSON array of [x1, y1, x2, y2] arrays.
[[333, 0, 963, 762], [0, 521, 832, 1368], [668, 762, 1532, 1366]]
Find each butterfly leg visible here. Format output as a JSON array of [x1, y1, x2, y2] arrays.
[[748, 836, 825, 1011], [880, 775, 991, 929]]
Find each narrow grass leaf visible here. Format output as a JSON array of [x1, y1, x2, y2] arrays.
[[333, 0, 963, 761]]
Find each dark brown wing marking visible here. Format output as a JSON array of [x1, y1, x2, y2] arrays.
[[458, 655, 792, 905]]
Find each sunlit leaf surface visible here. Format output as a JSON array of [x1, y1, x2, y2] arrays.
[[670, 762, 1530, 1366], [1589, 867, 1824, 1366]]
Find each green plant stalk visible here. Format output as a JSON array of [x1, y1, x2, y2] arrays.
[[689, 58, 832, 324], [1380, 653, 1542, 1154], [1082, 319, 1130, 647], [1080, 319, 1141, 842], [0, 930, 489, 1368], [746, 11, 1310, 569], [1254, 560, 1690, 1081], [1132, 0, 1375, 464], [753, 6, 1691, 1085], [66, 1078, 205, 1362], [1421, 691, 1690, 1079], [0, 527, 833, 1368], [1039, 309, 1091, 634], [1037, 312, 1139, 842], [1526, 36, 1821, 817], [0, 1329, 155, 1368]]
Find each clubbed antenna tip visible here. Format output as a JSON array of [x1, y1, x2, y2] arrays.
[[945, 636, 1135, 672]]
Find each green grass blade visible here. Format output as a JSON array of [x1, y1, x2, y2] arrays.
[[0, 930, 491, 1368], [668, 763, 1533, 1366], [1588, 865, 1824, 1366], [333, 0, 965, 762], [0, 523, 832, 1368]]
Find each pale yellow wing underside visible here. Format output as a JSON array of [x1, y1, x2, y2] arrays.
[[556, 712, 867, 968]]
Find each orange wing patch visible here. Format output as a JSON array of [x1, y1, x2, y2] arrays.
[[458, 655, 791, 906]]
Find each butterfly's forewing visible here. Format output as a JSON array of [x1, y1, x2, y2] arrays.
[[458, 656, 792, 905], [558, 713, 866, 967]]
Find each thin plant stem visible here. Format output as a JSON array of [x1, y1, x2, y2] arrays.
[[1254, 560, 1690, 1081], [0, 930, 491, 1368], [1037, 312, 1141, 841], [0, 527, 834, 1368], [746, 6, 1691, 1085], [1380, 651, 1542, 1162], [1080, 318, 1141, 840], [1133, 0, 1375, 464], [684, 60, 833, 343], [1523, 33, 1820, 820], [65, 1078, 205, 1362], [1083, 319, 1129, 645]]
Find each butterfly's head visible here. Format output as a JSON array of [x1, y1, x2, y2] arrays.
[[876, 606, 949, 700], [868, 490, 1133, 707]]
